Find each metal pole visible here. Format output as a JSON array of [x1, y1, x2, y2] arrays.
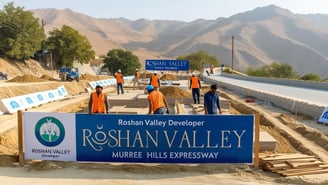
[[232, 36, 234, 71], [50, 51, 54, 78]]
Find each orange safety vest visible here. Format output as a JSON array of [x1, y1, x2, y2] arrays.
[[151, 75, 159, 88], [116, 73, 123, 83], [191, 76, 200, 88], [91, 92, 106, 113], [148, 91, 165, 112]]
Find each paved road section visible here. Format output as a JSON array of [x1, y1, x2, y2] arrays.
[[206, 74, 328, 107]]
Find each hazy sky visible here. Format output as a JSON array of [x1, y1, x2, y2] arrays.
[[1, 0, 328, 21]]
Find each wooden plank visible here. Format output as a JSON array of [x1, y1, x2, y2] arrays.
[[286, 160, 323, 168], [271, 162, 290, 168], [282, 168, 328, 176], [279, 166, 326, 173], [260, 154, 313, 161], [285, 158, 318, 163]]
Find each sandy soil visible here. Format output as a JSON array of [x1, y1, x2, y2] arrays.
[[1, 59, 328, 184]]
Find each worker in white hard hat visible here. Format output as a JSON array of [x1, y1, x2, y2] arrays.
[[115, 69, 124, 95], [149, 70, 160, 90]]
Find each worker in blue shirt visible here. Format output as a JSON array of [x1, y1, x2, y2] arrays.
[[204, 84, 222, 114]]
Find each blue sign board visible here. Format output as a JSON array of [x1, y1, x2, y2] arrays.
[[145, 59, 189, 71], [75, 114, 254, 163]]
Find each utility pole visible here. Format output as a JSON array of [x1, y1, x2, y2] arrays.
[[231, 36, 234, 71]]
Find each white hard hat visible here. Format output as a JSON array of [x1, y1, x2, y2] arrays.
[[154, 71, 157, 74], [191, 73, 195, 76], [118, 69, 121, 73], [136, 69, 138, 71]]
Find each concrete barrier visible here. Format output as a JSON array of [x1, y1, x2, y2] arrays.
[[201, 74, 325, 119]]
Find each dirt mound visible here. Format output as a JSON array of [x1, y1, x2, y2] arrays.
[[0, 58, 53, 79], [80, 74, 112, 81], [139, 72, 153, 79], [160, 74, 178, 81], [160, 86, 191, 98], [7, 74, 47, 82], [40, 74, 55, 80]]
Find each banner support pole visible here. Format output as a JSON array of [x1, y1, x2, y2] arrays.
[[18, 110, 24, 164], [254, 113, 260, 169]]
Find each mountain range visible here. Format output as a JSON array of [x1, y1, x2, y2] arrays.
[[31, 5, 328, 77]]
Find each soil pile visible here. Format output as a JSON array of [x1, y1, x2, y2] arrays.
[[0, 59, 53, 79], [80, 74, 112, 81], [160, 86, 191, 98], [160, 74, 178, 81], [7, 74, 47, 82], [40, 74, 55, 81], [139, 72, 153, 79]]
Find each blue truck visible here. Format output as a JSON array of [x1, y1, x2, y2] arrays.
[[59, 67, 80, 82]]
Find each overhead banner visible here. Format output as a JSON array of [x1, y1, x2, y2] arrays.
[[24, 113, 254, 163], [145, 59, 189, 71]]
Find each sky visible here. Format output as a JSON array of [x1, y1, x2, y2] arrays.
[[1, 0, 328, 22]]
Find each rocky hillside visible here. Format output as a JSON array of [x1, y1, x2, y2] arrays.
[[31, 5, 328, 77]]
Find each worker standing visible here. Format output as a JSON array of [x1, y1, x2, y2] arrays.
[[133, 69, 140, 90], [204, 84, 222, 115], [146, 85, 169, 114], [115, 69, 124, 95], [88, 84, 109, 114], [189, 73, 201, 104], [149, 71, 160, 90], [210, 64, 214, 74]]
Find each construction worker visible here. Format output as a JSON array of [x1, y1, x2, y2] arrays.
[[149, 71, 160, 90], [146, 85, 169, 114], [115, 69, 124, 95], [133, 69, 140, 90], [189, 73, 201, 104], [204, 84, 222, 115], [210, 64, 214, 74], [88, 84, 109, 114]]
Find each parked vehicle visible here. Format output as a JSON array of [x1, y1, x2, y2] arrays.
[[59, 67, 80, 82]]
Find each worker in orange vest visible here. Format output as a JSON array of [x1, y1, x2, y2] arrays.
[[189, 73, 201, 104], [115, 69, 124, 95], [146, 85, 169, 114], [88, 84, 109, 114], [149, 71, 160, 90]]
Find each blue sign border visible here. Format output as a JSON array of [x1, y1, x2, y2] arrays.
[[145, 59, 189, 71], [76, 114, 254, 163]]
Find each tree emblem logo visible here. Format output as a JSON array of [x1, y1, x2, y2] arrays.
[[35, 117, 65, 147]]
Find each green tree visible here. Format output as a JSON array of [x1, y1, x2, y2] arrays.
[[176, 50, 219, 71], [300, 73, 321, 81], [247, 62, 298, 79], [0, 2, 45, 60], [46, 25, 95, 68], [104, 49, 141, 75]]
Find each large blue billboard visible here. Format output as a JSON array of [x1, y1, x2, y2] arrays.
[[145, 59, 189, 71], [76, 114, 254, 163]]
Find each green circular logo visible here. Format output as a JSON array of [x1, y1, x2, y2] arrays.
[[35, 117, 65, 147]]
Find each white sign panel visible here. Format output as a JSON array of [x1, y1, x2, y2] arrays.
[[24, 112, 76, 161], [318, 107, 328, 124]]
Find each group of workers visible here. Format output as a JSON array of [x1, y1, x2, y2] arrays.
[[88, 70, 221, 115]]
